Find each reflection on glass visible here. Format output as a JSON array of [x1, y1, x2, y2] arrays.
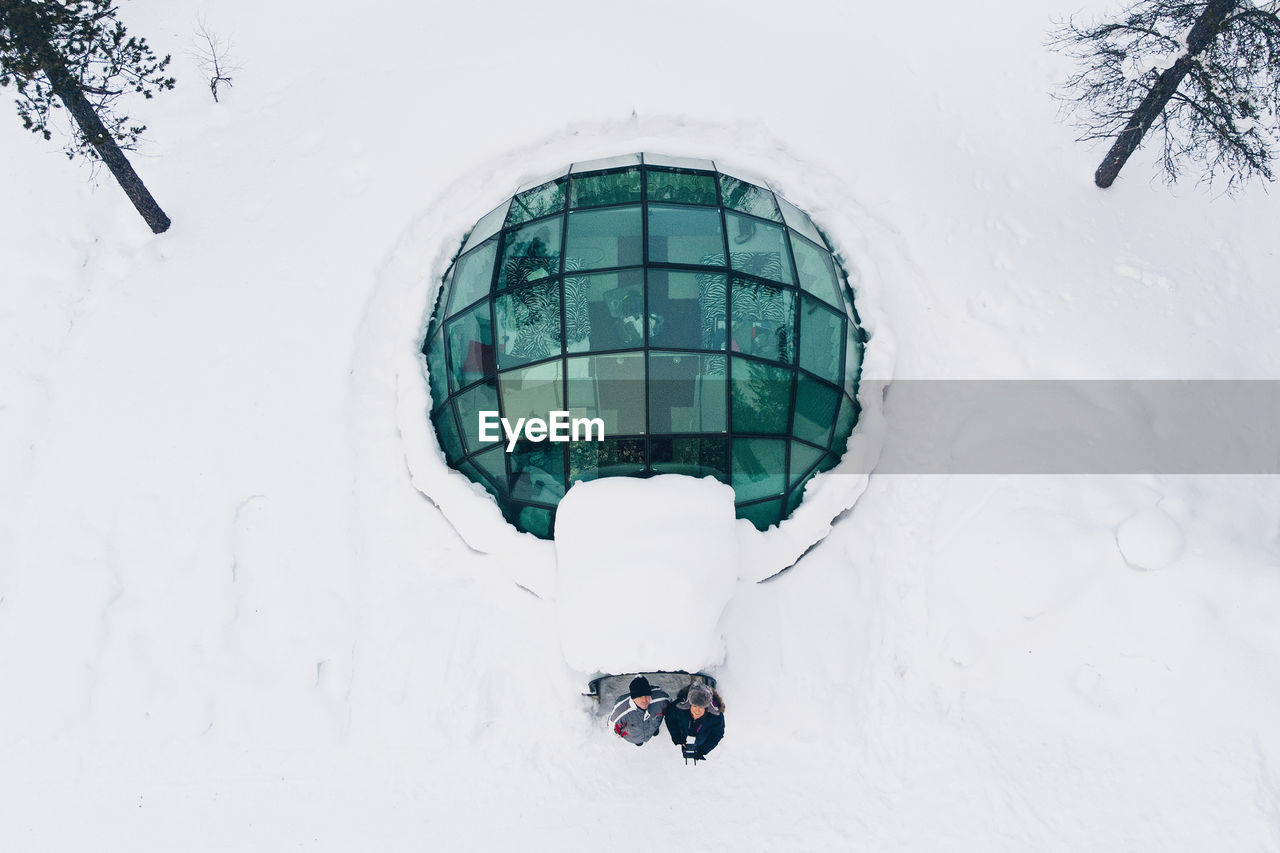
[[647, 269, 726, 351], [446, 301, 494, 391], [730, 357, 792, 434], [832, 393, 858, 453], [447, 238, 498, 316], [567, 352, 646, 436], [646, 169, 718, 205], [648, 205, 726, 266], [565, 206, 642, 272], [462, 199, 511, 253], [433, 407, 465, 461], [648, 353, 726, 434], [499, 360, 564, 424], [732, 437, 786, 502], [737, 498, 782, 531], [465, 446, 509, 498], [499, 218, 561, 287], [791, 234, 843, 307], [731, 279, 795, 363], [776, 195, 824, 245], [563, 269, 646, 353], [507, 178, 566, 226], [514, 505, 554, 538], [510, 441, 566, 504], [569, 169, 642, 208], [788, 440, 825, 488], [495, 281, 562, 369], [726, 212, 794, 285], [423, 158, 867, 540], [454, 380, 500, 454], [799, 297, 844, 384], [649, 436, 729, 480], [569, 437, 646, 482], [719, 175, 781, 221], [793, 375, 839, 447], [425, 326, 448, 409]]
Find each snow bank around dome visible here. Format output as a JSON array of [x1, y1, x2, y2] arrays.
[[384, 115, 903, 586], [554, 475, 738, 673]]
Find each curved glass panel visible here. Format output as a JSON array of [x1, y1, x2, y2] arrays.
[[423, 155, 867, 537]]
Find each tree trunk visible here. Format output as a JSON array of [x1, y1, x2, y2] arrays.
[[1095, 0, 1239, 188], [36, 48, 171, 233]]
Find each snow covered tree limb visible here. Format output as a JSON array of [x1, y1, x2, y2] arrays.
[[1051, 0, 1280, 191]]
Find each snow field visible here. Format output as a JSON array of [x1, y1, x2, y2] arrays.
[[1, 0, 1279, 849]]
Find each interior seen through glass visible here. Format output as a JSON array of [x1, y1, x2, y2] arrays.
[[423, 155, 866, 539]]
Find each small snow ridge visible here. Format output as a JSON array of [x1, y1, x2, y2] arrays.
[[1115, 507, 1184, 571]]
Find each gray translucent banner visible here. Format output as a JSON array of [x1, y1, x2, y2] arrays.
[[848, 380, 1280, 474]]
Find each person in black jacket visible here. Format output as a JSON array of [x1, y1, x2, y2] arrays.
[[665, 682, 724, 761]]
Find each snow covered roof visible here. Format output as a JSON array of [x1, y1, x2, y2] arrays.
[[421, 154, 867, 538]]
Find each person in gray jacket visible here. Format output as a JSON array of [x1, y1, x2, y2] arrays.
[[608, 675, 670, 746]]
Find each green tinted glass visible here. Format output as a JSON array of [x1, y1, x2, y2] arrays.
[[832, 393, 858, 453], [425, 158, 865, 540], [731, 279, 795, 363], [777, 195, 824, 245], [647, 269, 726, 351], [648, 205, 726, 266], [649, 436, 729, 480], [732, 437, 786, 502], [499, 218, 562, 288], [447, 239, 498, 316], [799, 297, 844, 384], [494, 281, 562, 370], [788, 441, 825, 488], [514, 505, 554, 538], [737, 498, 782, 532], [433, 407, 465, 461], [570, 169, 642, 208], [499, 360, 564, 424], [726, 213, 794, 285], [793, 375, 839, 447], [567, 352, 646, 436], [565, 206, 643, 272], [507, 178, 566, 226], [719, 174, 781, 221], [446, 301, 494, 391], [791, 234, 843, 307], [468, 446, 509, 496], [730, 357, 792, 434], [648, 352, 726, 434], [425, 326, 448, 410], [646, 169, 718, 205], [563, 269, 645, 352], [454, 380, 501, 454], [569, 437, 646, 482], [509, 441, 567, 504]]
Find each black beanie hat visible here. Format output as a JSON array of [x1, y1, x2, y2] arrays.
[[629, 676, 653, 699]]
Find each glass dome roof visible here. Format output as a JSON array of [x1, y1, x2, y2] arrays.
[[421, 153, 866, 538]]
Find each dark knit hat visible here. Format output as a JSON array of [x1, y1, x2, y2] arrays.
[[628, 675, 653, 699]]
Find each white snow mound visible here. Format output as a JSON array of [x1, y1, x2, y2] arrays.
[[553, 475, 739, 674]]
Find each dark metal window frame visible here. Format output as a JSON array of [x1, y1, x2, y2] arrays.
[[424, 157, 866, 536]]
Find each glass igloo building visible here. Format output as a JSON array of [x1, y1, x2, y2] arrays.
[[422, 153, 866, 538]]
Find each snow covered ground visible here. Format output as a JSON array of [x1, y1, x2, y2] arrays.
[[3, 0, 1280, 849]]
